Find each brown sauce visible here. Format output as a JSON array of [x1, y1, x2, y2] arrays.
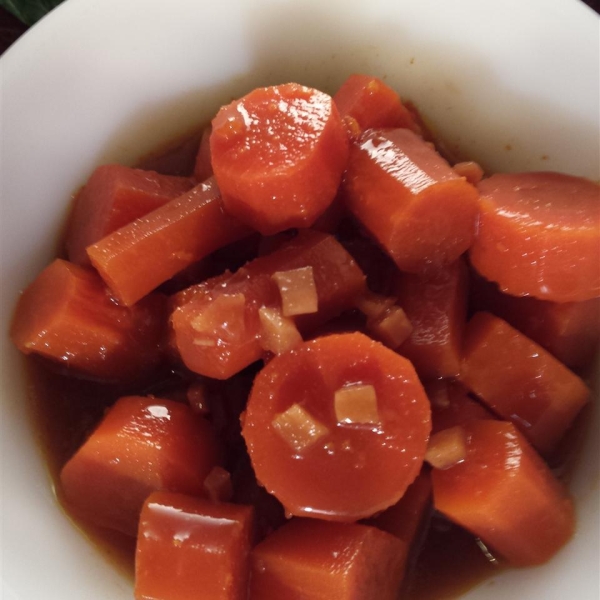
[[21, 130, 595, 600]]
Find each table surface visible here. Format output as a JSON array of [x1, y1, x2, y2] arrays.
[[1, 1, 599, 55]]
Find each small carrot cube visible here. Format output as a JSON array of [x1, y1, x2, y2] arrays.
[[60, 396, 220, 536], [460, 313, 590, 453], [135, 492, 253, 600], [249, 519, 406, 600]]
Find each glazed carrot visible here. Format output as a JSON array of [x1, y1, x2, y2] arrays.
[[60, 396, 220, 536], [249, 519, 406, 600], [171, 231, 366, 379], [333, 74, 421, 136], [135, 492, 253, 600], [431, 420, 574, 566], [193, 126, 213, 182], [460, 313, 590, 453], [471, 273, 600, 368], [242, 332, 431, 521], [426, 380, 494, 435], [344, 128, 479, 273], [210, 83, 349, 234], [66, 165, 193, 265], [470, 172, 600, 302], [10, 259, 166, 382], [395, 260, 469, 380], [87, 178, 251, 306]]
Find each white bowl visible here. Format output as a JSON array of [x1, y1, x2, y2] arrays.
[[1, 1, 598, 598]]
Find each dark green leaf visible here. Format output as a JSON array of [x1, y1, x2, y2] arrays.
[[1, 0, 65, 26]]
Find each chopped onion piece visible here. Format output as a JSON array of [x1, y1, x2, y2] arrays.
[[203, 466, 233, 503], [272, 403, 329, 452], [190, 293, 246, 346], [187, 381, 210, 416], [258, 307, 303, 355], [453, 161, 484, 185], [272, 267, 318, 317], [367, 306, 413, 349], [425, 426, 467, 470], [355, 291, 396, 320], [425, 380, 450, 408], [334, 384, 380, 425]]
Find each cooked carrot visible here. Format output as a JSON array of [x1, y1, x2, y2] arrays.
[[10, 259, 166, 382], [333, 74, 421, 136], [171, 231, 366, 379], [242, 332, 431, 521], [426, 380, 494, 434], [431, 420, 574, 566], [460, 312, 590, 453], [66, 164, 193, 265], [135, 492, 253, 600], [193, 126, 213, 182], [344, 128, 479, 273], [471, 273, 600, 368], [87, 177, 251, 306], [471, 172, 600, 302], [60, 396, 220, 536], [210, 83, 349, 234], [395, 260, 469, 380], [249, 519, 406, 600]]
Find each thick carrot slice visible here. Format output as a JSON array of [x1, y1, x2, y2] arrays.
[[460, 312, 590, 453], [87, 178, 251, 306], [242, 332, 431, 521], [344, 128, 479, 273], [249, 519, 406, 600], [66, 165, 193, 265], [171, 231, 366, 379], [395, 260, 469, 380], [431, 420, 574, 566], [135, 492, 253, 600], [60, 396, 220, 536], [333, 74, 421, 136], [10, 259, 166, 382], [470, 172, 600, 302], [210, 83, 349, 234], [471, 273, 600, 368], [426, 380, 494, 434]]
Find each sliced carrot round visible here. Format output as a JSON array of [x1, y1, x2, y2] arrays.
[[242, 332, 431, 522], [210, 83, 349, 235], [470, 172, 600, 302]]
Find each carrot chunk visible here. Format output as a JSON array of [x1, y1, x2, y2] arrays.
[[333, 74, 421, 136], [242, 332, 431, 521], [470, 172, 600, 302], [210, 83, 349, 234], [60, 396, 220, 536], [171, 231, 366, 379], [66, 165, 193, 265], [193, 126, 213, 182], [431, 420, 574, 566], [249, 519, 406, 600], [460, 312, 590, 453], [395, 260, 469, 380], [344, 128, 479, 273], [10, 259, 166, 382], [471, 273, 600, 368], [87, 178, 251, 306], [135, 492, 253, 600]]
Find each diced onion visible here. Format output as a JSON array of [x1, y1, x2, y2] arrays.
[[187, 381, 210, 416], [425, 381, 451, 408], [453, 161, 484, 185], [190, 293, 246, 346], [258, 307, 303, 355], [272, 267, 318, 317], [272, 403, 329, 452], [425, 426, 467, 470], [355, 291, 396, 320], [367, 306, 413, 349], [334, 383, 380, 425], [203, 466, 233, 503]]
